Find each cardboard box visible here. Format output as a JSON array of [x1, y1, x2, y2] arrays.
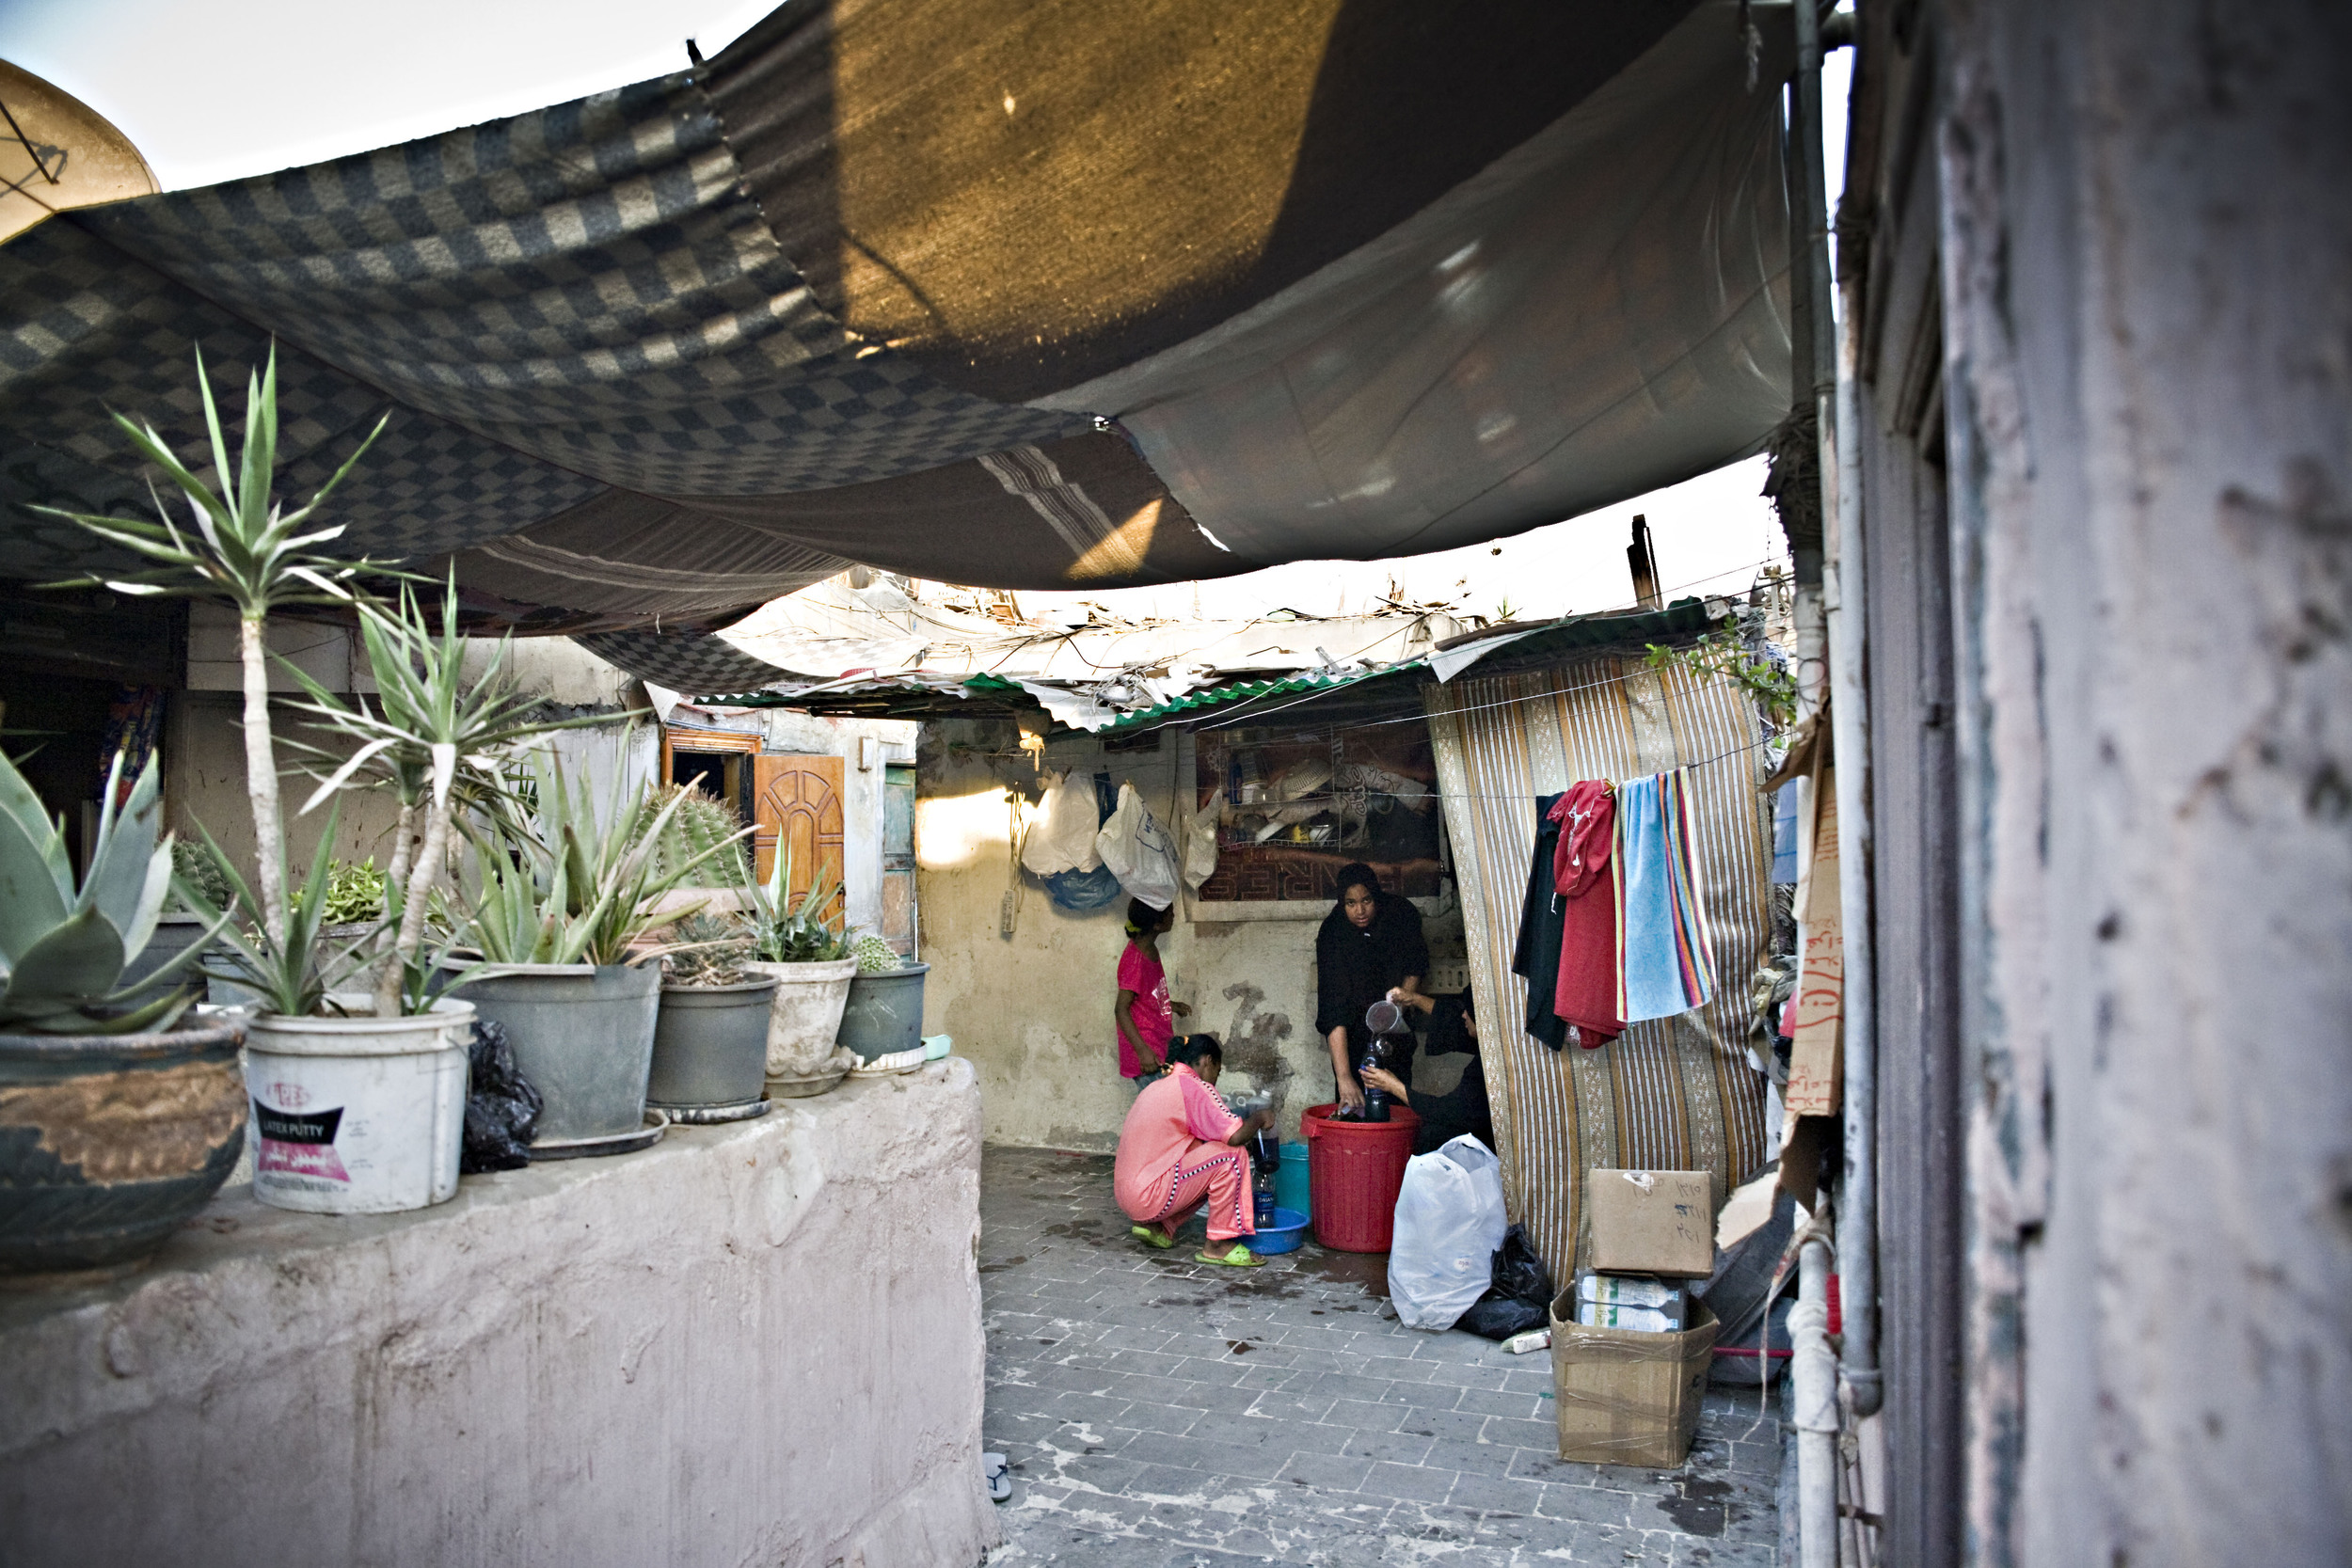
[[1587, 1168, 1716, 1277], [1549, 1294, 1720, 1466]]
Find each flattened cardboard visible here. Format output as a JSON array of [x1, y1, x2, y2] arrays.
[[1786, 759, 1843, 1117], [1587, 1168, 1716, 1277], [1549, 1295, 1720, 1467]]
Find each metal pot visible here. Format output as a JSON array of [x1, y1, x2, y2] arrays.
[[837, 963, 930, 1063], [649, 976, 779, 1113], [0, 1019, 246, 1275], [449, 964, 661, 1144]]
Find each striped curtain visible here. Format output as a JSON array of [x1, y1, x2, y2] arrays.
[[1424, 656, 1774, 1286]]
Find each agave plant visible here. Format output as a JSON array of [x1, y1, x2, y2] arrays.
[[746, 846, 850, 964], [35, 344, 391, 937], [466, 741, 753, 968], [285, 575, 612, 1013], [0, 750, 219, 1034]]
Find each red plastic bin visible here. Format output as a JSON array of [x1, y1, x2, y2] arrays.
[[1300, 1102, 1422, 1253]]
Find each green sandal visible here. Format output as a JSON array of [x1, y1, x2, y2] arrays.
[[1194, 1243, 1264, 1268], [1131, 1224, 1177, 1249]]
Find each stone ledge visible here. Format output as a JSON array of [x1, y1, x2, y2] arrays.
[[0, 1058, 999, 1568]]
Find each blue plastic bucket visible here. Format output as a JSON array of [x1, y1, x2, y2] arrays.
[[1275, 1141, 1311, 1223], [1251, 1206, 1310, 1255]]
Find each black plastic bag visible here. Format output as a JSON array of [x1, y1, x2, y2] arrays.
[[460, 1019, 543, 1173], [1455, 1224, 1556, 1340]]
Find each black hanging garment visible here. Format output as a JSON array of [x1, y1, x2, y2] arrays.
[[1512, 793, 1571, 1050]]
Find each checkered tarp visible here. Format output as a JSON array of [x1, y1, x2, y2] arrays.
[[0, 71, 1079, 599], [573, 627, 797, 697]]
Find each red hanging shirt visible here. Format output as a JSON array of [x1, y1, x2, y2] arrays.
[[1549, 780, 1623, 1047]]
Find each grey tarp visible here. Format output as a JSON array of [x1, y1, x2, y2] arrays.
[[0, 0, 1792, 654]]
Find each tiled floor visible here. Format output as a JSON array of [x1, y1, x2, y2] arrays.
[[979, 1147, 1781, 1565]]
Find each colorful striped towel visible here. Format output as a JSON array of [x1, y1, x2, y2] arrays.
[[1614, 770, 1716, 1022]]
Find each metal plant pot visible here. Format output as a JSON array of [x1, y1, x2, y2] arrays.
[[741, 958, 857, 1077], [0, 1019, 246, 1275], [450, 964, 661, 1144], [837, 963, 930, 1063], [122, 912, 211, 992], [649, 976, 779, 1114]]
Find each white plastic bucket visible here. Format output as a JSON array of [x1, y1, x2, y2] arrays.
[[241, 995, 474, 1214]]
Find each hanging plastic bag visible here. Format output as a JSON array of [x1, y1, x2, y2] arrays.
[[1022, 770, 1103, 877], [1094, 782, 1182, 911], [1183, 797, 1220, 892], [1388, 1134, 1510, 1331]]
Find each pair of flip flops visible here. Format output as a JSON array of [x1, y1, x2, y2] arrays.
[[1130, 1225, 1263, 1267]]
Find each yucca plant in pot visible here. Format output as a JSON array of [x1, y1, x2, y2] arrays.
[[40, 345, 490, 1217], [449, 741, 751, 1156], [645, 910, 777, 1123], [739, 847, 860, 1092], [0, 750, 243, 1275]]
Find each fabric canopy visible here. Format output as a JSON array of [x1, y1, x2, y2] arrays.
[[0, 0, 1792, 637]]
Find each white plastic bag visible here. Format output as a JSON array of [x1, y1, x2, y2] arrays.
[[1388, 1134, 1510, 1331], [1183, 797, 1220, 892], [1021, 771, 1102, 877], [1094, 782, 1182, 911]]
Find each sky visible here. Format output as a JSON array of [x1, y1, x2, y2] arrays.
[[1, 3, 1849, 624]]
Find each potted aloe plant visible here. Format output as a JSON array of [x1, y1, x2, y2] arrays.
[[645, 911, 777, 1122], [740, 849, 859, 1093], [0, 750, 243, 1275], [450, 741, 750, 1155]]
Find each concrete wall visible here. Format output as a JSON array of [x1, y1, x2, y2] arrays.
[[1923, 3, 2352, 1561], [914, 715, 1464, 1152], [0, 1062, 998, 1568]]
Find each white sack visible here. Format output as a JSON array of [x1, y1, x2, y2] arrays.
[[1021, 771, 1102, 877], [1388, 1135, 1510, 1331], [1184, 798, 1220, 892], [1095, 782, 1183, 911]]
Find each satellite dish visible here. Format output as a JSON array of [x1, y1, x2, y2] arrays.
[[0, 59, 158, 245]]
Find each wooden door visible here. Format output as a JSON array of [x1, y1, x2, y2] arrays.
[[752, 753, 846, 917]]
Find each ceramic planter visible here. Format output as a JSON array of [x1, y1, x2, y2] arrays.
[[648, 976, 779, 1119], [451, 964, 662, 1147], [742, 958, 857, 1077], [0, 1018, 246, 1275], [838, 963, 931, 1062], [241, 996, 474, 1215]]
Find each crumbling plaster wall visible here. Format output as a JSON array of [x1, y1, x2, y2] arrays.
[[0, 1063, 997, 1568], [1933, 1, 2352, 1561], [915, 715, 1463, 1152]]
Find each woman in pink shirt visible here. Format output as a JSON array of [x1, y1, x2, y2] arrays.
[[1113, 1036, 1275, 1267], [1113, 899, 1186, 1091]]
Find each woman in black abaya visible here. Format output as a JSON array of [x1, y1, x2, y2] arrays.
[[1313, 862, 1429, 1114]]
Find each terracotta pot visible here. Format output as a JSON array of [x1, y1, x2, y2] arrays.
[[0, 1019, 246, 1275]]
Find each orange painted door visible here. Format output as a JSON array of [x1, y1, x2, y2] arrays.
[[752, 753, 847, 917]]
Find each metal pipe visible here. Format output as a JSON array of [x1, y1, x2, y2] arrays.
[[1792, 1235, 1839, 1568], [1830, 231, 1883, 1418]]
